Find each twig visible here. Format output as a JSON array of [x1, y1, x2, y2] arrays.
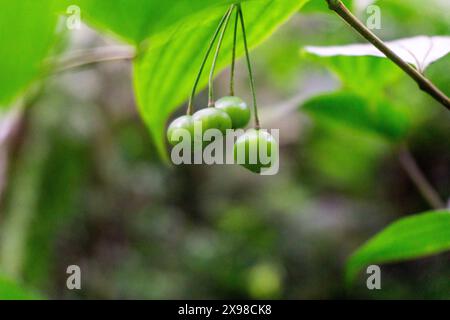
[[49, 46, 135, 74], [325, 0, 450, 110], [398, 145, 445, 210]]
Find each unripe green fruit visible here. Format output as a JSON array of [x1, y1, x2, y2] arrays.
[[234, 129, 278, 174], [192, 108, 232, 134], [215, 96, 250, 129], [167, 115, 195, 146]]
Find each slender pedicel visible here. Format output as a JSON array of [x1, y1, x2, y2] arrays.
[[187, 6, 234, 115], [230, 8, 239, 96], [208, 5, 235, 107], [238, 4, 260, 129]]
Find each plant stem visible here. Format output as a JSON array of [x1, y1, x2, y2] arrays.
[[187, 6, 234, 115], [325, 0, 450, 110], [230, 9, 239, 96], [208, 5, 235, 107], [238, 4, 260, 129], [398, 145, 445, 210]]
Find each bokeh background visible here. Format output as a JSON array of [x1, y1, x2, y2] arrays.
[[0, 0, 449, 299]]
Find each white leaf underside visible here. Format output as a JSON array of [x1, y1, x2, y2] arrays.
[[305, 35, 450, 71]]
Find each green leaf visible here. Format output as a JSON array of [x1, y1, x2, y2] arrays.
[[300, 54, 428, 132], [302, 54, 404, 100], [70, 0, 251, 44], [302, 91, 409, 140], [346, 210, 450, 285], [0, 274, 41, 300], [134, 0, 309, 159], [0, 0, 60, 106]]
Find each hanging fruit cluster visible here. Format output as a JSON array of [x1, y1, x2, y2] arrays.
[[167, 3, 278, 174]]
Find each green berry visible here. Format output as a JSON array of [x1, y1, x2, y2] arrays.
[[215, 96, 250, 129], [167, 115, 195, 146], [192, 108, 232, 135], [234, 129, 278, 174]]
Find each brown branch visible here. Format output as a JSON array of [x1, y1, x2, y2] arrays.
[[325, 0, 450, 110], [398, 145, 445, 210]]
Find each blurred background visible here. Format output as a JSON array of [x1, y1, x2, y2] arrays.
[[0, 0, 449, 299]]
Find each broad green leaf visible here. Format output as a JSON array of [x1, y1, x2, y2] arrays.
[[300, 53, 414, 140], [427, 55, 450, 97], [134, 0, 309, 159], [0, 275, 41, 300], [346, 210, 450, 285], [302, 91, 409, 140], [0, 0, 60, 106], [70, 0, 250, 45], [302, 53, 404, 100]]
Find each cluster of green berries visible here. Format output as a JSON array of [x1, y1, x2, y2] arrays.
[[167, 96, 249, 144], [166, 4, 278, 174], [167, 97, 277, 174]]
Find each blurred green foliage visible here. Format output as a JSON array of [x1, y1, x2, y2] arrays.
[[0, 0, 449, 300], [0, 275, 41, 300]]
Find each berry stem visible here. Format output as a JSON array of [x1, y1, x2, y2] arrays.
[[187, 6, 234, 115], [208, 5, 235, 107], [229, 9, 239, 96], [238, 4, 260, 129]]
